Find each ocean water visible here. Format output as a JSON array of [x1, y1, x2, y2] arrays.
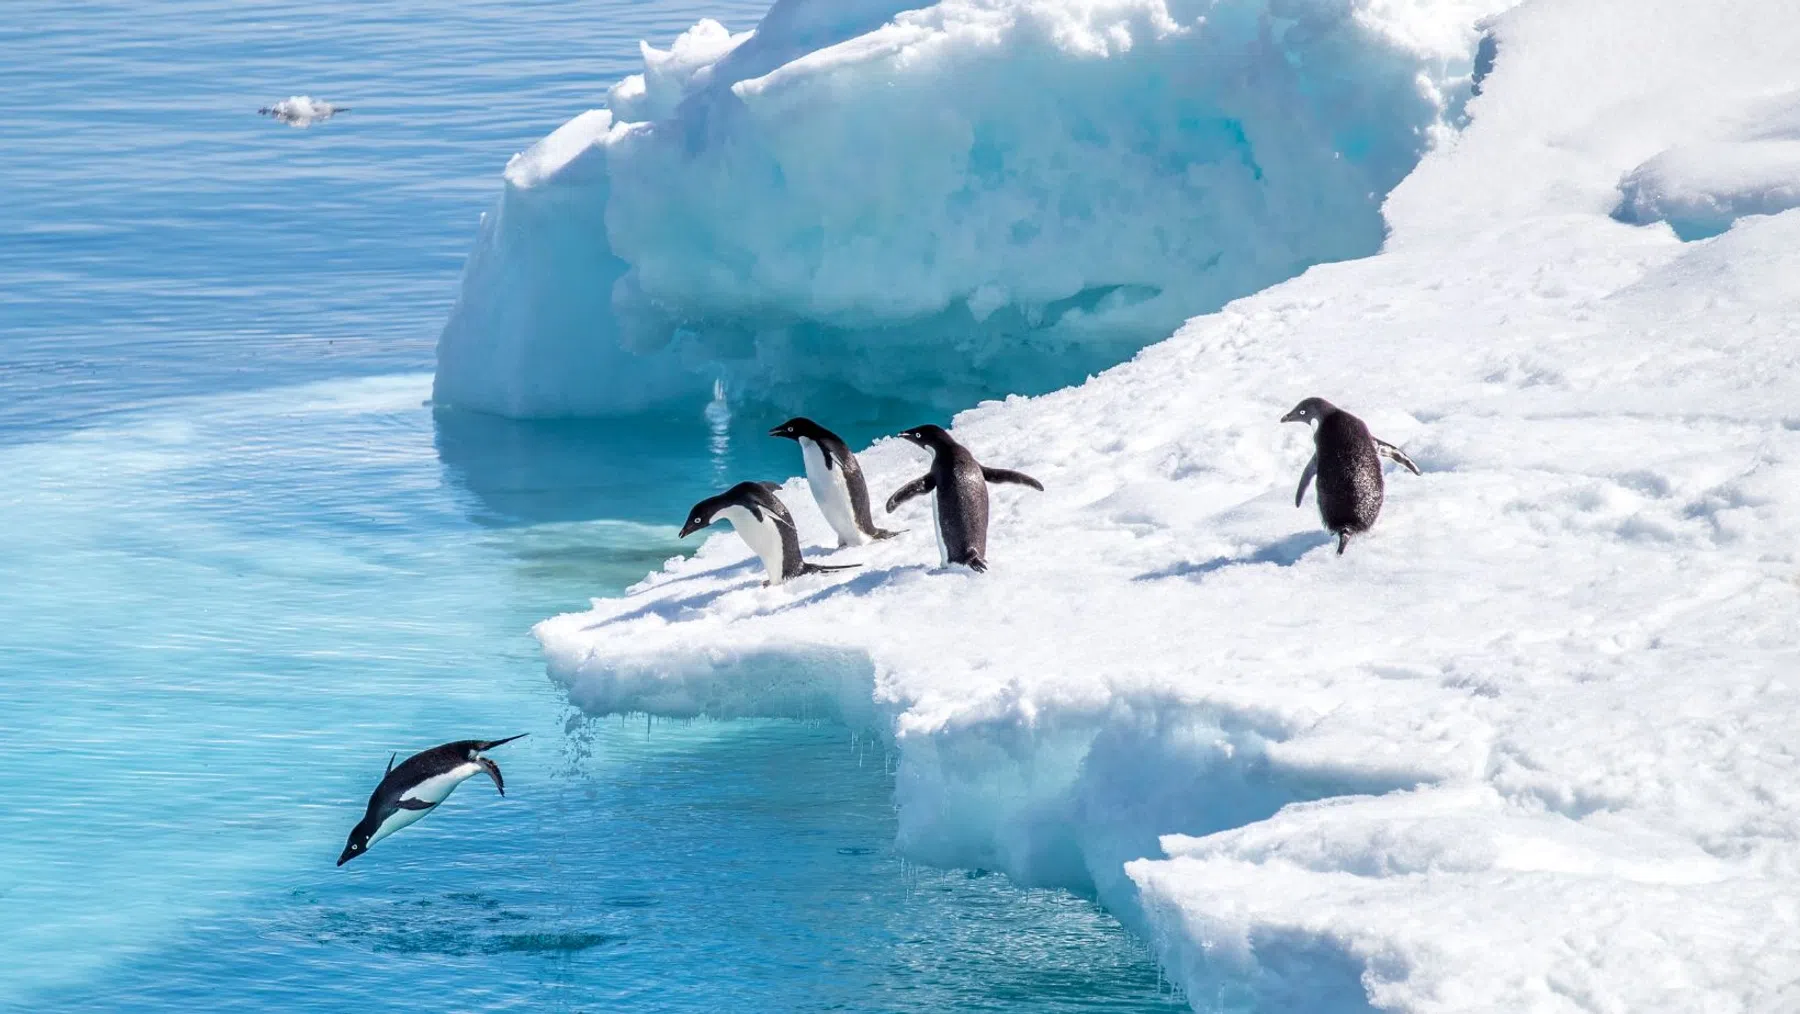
[[0, 1, 1185, 1010]]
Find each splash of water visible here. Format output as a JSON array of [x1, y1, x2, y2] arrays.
[[704, 378, 731, 487]]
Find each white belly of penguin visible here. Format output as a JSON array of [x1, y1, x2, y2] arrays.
[[719, 504, 789, 583], [800, 439, 864, 546], [930, 492, 947, 566], [371, 763, 480, 845]]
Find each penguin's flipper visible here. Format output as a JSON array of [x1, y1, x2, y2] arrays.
[[386, 752, 397, 775], [396, 798, 438, 811], [886, 475, 936, 513], [800, 562, 862, 576], [1295, 454, 1318, 507], [477, 757, 505, 796], [1375, 440, 1422, 476], [981, 467, 1043, 491]]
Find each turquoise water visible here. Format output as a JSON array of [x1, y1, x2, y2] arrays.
[[0, 1, 1184, 1010]]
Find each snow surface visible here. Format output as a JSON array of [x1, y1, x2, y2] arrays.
[[536, 0, 1800, 1008], [435, 0, 1503, 418], [1613, 91, 1800, 241]]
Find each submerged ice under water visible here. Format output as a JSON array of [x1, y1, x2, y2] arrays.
[[1, 1, 1184, 1010]]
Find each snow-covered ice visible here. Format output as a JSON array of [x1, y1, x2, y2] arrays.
[[1614, 91, 1800, 241], [530, 0, 1800, 1008], [434, 0, 1503, 418]]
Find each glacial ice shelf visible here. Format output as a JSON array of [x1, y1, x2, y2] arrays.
[[435, 0, 1502, 418], [535, 0, 1800, 1008]]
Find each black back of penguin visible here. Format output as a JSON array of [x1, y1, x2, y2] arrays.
[[1313, 408, 1384, 535], [933, 432, 993, 565], [888, 425, 1042, 571], [1283, 397, 1417, 553], [379, 739, 505, 798]]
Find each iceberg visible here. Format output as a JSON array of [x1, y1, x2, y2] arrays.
[[534, 0, 1800, 1008], [435, 0, 1502, 418]]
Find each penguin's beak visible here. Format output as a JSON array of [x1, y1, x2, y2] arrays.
[[678, 519, 706, 538], [768, 425, 791, 439], [337, 843, 361, 867], [1280, 408, 1304, 423]]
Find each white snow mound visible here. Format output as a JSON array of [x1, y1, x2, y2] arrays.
[[1614, 91, 1800, 240], [538, 0, 1800, 1007], [435, 0, 1505, 418]]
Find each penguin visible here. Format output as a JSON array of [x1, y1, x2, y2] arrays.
[[338, 734, 526, 866], [768, 417, 900, 548], [679, 481, 861, 585], [885, 425, 1043, 572], [1281, 397, 1420, 555], [258, 96, 348, 126]]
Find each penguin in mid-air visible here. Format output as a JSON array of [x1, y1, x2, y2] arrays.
[[680, 481, 861, 585], [886, 425, 1043, 572], [338, 734, 526, 866], [769, 417, 900, 548], [1281, 397, 1420, 555]]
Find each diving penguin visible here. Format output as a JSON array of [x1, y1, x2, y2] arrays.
[[769, 417, 900, 547], [886, 425, 1043, 572], [680, 481, 861, 585], [1281, 397, 1420, 555], [338, 734, 526, 866]]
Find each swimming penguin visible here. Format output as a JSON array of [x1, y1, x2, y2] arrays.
[[885, 425, 1043, 572], [1281, 397, 1420, 555], [338, 734, 526, 866], [679, 481, 861, 585], [768, 417, 900, 548], [258, 96, 348, 126]]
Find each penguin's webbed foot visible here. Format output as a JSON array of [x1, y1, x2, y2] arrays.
[[800, 562, 861, 576], [1336, 531, 1350, 555]]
